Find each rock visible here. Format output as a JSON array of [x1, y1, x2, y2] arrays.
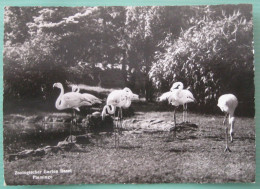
[[64, 135, 77, 143], [18, 149, 34, 158], [132, 119, 141, 123], [8, 148, 47, 161], [34, 149, 45, 157], [74, 135, 92, 144], [43, 146, 53, 153], [65, 135, 92, 144], [56, 118, 64, 122], [92, 111, 101, 117], [121, 119, 198, 133], [64, 117, 73, 123], [86, 114, 113, 133], [150, 119, 164, 125], [8, 154, 18, 161], [57, 140, 84, 152], [50, 146, 61, 153], [122, 107, 135, 117]]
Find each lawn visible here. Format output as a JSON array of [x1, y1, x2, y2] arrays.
[[4, 112, 255, 185]]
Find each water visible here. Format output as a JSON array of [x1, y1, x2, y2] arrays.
[[4, 122, 84, 154]]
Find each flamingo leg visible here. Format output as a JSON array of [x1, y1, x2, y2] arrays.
[[114, 110, 117, 148], [230, 119, 234, 143], [173, 107, 177, 139], [223, 113, 231, 152], [120, 107, 123, 134], [117, 108, 121, 147], [114, 108, 120, 149], [185, 104, 188, 123], [70, 109, 76, 143], [186, 104, 189, 122], [182, 105, 185, 123]]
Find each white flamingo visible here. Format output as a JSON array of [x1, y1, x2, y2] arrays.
[[217, 94, 238, 152], [102, 87, 138, 147], [170, 82, 195, 122], [53, 82, 93, 140], [158, 82, 195, 138]]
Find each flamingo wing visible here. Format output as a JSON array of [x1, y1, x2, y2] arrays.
[[158, 91, 173, 102], [218, 94, 238, 113], [82, 93, 102, 104], [107, 90, 127, 106], [62, 92, 92, 107], [179, 89, 195, 104], [168, 93, 180, 106]]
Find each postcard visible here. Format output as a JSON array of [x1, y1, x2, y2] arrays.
[[3, 4, 255, 185]]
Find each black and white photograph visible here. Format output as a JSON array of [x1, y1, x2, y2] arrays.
[[3, 4, 255, 185]]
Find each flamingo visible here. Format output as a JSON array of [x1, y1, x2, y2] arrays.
[[102, 87, 138, 147], [217, 94, 238, 152], [157, 82, 195, 138], [72, 85, 80, 93], [170, 82, 195, 122], [53, 82, 94, 140]]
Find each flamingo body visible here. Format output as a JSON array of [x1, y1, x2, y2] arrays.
[[102, 87, 138, 119], [158, 82, 195, 123], [217, 93, 238, 152], [217, 94, 238, 120], [168, 89, 195, 106], [71, 85, 102, 105]]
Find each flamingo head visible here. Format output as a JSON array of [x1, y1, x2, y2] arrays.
[[157, 96, 165, 102], [123, 87, 139, 100], [170, 81, 184, 91], [157, 95, 166, 102], [53, 82, 62, 89], [72, 85, 80, 92]]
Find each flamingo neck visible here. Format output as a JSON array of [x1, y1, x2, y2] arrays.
[[102, 105, 115, 116], [175, 83, 183, 97], [178, 82, 184, 90], [124, 99, 131, 108], [75, 88, 80, 93], [229, 113, 235, 124], [55, 86, 64, 110], [170, 82, 184, 92], [108, 105, 115, 114]]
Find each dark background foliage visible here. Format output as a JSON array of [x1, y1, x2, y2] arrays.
[[3, 5, 254, 116]]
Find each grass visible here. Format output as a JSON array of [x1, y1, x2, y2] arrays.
[[4, 112, 255, 185]]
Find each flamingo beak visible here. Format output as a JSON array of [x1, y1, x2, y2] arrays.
[[132, 94, 139, 100]]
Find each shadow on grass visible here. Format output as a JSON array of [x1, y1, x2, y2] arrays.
[[163, 135, 198, 143], [204, 135, 223, 141], [168, 148, 187, 153], [117, 145, 142, 150]]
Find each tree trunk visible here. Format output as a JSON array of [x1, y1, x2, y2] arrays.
[[121, 50, 127, 86], [144, 38, 153, 102]]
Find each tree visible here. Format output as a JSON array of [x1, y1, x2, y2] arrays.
[[149, 5, 254, 115]]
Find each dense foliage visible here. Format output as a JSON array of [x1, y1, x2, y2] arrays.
[[3, 5, 254, 115], [149, 6, 254, 114]]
